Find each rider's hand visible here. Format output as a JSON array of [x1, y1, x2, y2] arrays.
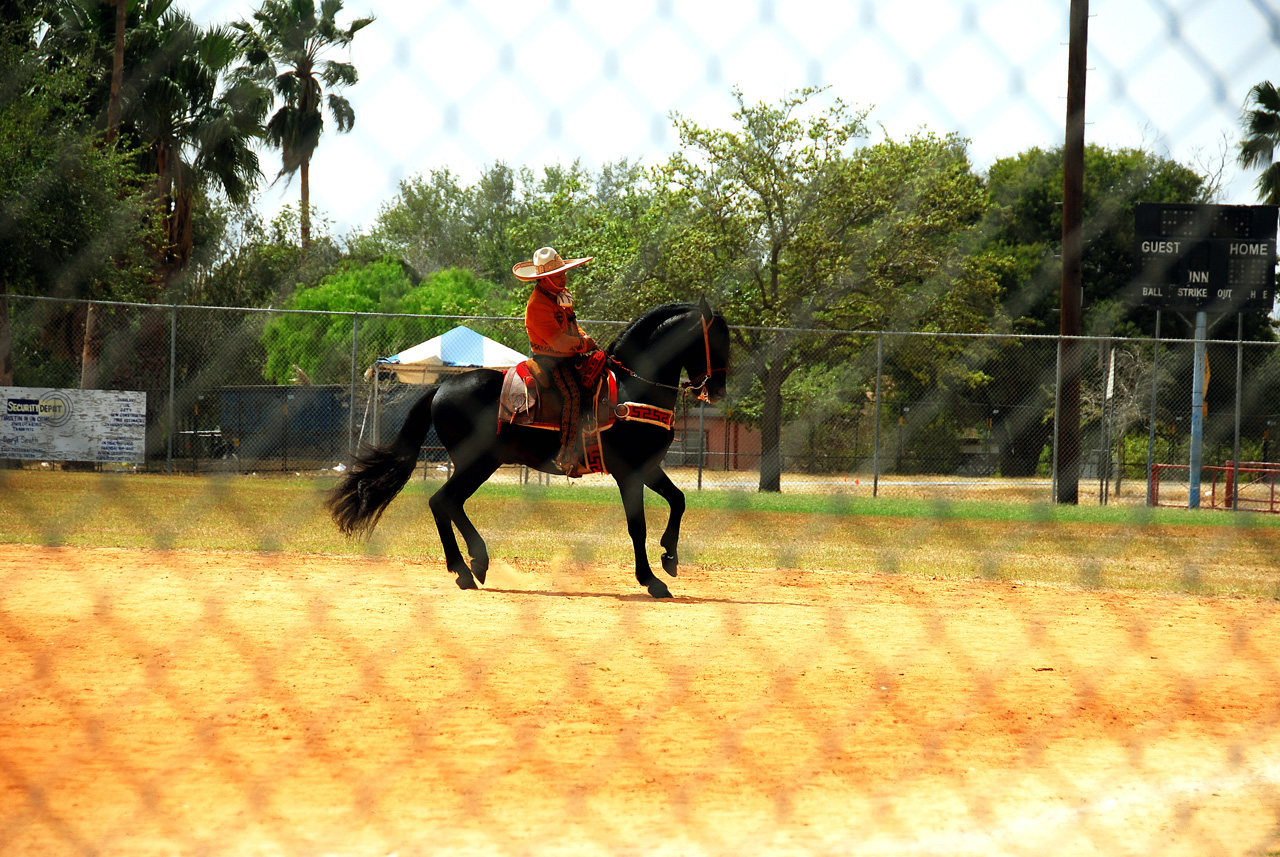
[[582, 336, 597, 352]]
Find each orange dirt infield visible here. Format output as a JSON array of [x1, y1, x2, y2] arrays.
[[2, 543, 1278, 856]]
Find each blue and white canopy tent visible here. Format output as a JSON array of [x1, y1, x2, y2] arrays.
[[362, 326, 529, 448], [372, 325, 528, 385]]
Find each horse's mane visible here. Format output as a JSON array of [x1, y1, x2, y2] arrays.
[[605, 303, 700, 357]]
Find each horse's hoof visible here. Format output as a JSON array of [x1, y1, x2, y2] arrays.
[[646, 578, 673, 599], [471, 558, 489, 586], [454, 569, 478, 590], [661, 552, 678, 577]]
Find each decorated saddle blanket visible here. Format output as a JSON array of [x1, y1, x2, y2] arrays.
[[497, 354, 679, 477]]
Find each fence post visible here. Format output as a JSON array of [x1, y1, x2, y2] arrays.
[[1146, 311, 1161, 506], [1100, 339, 1111, 505], [1052, 337, 1063, 503], [697, 401, 705, 491], [372, 366, 380, 446], [1233, 313, 1243, 511], [349, 313, 359, 458], [873, 332, 883, 498], [167, 304, 176, 475], [1189, 311, 1208, 509]]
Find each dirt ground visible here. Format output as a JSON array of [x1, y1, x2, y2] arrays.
[[2, 542, 1279, 857]]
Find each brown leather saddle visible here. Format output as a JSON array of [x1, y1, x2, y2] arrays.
[[497, 354, 617, 474]]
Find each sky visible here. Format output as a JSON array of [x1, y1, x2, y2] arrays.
[[188, 0, 1280, 238]]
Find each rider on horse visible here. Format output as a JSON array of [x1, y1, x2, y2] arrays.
[[512, 246, 598, 476]]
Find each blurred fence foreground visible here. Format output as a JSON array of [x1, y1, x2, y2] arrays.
[[4, 2, 1280, 853]]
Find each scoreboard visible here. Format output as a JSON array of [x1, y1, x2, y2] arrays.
[[1132, 203, 1277, 313]]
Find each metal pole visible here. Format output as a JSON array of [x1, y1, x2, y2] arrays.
[[1101, 341, 1114, 505], [349, 314, 359, 458], [1052, 337, 1063, 502], [1146, 311, 1161, 506], [166, 305, 176, 474], [1232, 313, 1244, 511], [873, 332, 883, 498], [697, 401, 705, 491], [1189, 311, 1208, 509]]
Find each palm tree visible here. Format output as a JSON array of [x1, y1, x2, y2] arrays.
[[42, 0, 267, 280], [126, 8, 268, 279], [106, 0, 125, 142], [234, 0, 372, 248], [1239, 81, 1280, 205], [38, 0, 267, 392]]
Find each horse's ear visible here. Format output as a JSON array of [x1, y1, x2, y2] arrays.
[[699, 295, 713, 320]]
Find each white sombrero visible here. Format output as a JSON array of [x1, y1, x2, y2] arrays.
[[512, 246, 593, 281]]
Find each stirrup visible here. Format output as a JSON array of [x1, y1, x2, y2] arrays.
[[555, 451, 584, 478]]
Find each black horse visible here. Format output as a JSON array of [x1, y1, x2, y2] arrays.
[[328, 300, 730, 598]]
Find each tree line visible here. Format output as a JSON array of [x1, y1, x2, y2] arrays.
[[0, 0, 368, 388], [3, 1, 1278, 489]]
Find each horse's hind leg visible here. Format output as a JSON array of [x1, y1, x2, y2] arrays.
[[449, 470, 494, 585], [644, 468, 685, 578], [429, 461, 498, 589]]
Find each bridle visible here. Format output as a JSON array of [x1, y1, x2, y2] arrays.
[[682, 313, 723, 403], [608, 312, 727, 403]]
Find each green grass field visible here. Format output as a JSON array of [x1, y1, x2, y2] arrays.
[[2, 468, 1278, 598]]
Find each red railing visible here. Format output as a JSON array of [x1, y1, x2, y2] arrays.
[[1149, 462, 1280, 513]]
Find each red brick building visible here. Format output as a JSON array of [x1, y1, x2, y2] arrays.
[[669, 404, 762, 471]]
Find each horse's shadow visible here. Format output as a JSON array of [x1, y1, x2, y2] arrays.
[[479, 587, 803, 608]]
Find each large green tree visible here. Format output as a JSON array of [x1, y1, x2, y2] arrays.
[[984, 144, 1211, 338], [372, 167, 477, 277], [190, 203, 340, 308], [369, 158, 658, 320], [234, 0, 372, 248], [369, 162, 529, 289], [1239, 81, 1280, 205], [509, 158, 657, 321], [259, 258, 491, 384], [642, 87, 1005, 491], [976, 144, 1217, 476]]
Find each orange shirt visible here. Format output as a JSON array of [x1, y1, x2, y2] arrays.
[[526, 281, 591, 357]]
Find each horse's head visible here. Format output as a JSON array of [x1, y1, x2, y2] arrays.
[[607, 299, 730, 406], [683, 297, 730, 405]]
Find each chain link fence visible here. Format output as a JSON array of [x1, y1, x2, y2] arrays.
[[7, 293, 1280, 507], [5, 1, 1280, 854]]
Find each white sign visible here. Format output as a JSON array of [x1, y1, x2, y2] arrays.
[[0, 387, 147, 463]]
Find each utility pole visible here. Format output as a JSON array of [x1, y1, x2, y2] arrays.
[[1056, 0, 1088, 504]]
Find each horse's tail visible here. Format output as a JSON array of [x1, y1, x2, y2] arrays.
[[327, 387, 438, 538]]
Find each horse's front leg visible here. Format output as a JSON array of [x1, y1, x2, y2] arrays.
[[644, 468, 684, 577], [618, 474, 672, 599]]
